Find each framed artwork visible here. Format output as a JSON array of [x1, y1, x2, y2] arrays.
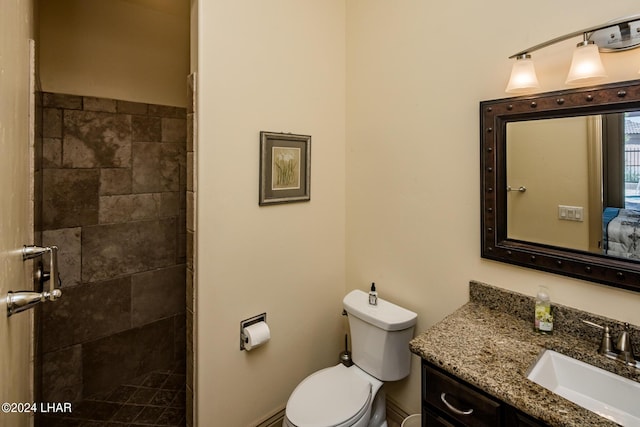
[[259, 131, 311, 205]]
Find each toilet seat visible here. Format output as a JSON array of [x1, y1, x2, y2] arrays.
[[285, 364, 372, 427]]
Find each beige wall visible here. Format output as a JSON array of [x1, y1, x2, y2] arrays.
[[507, 117, 590, 251], [195, 1, 346, 425], [346, 0, 640, 414], [38, 0, 189, 107], [0, 1, 35, 426]]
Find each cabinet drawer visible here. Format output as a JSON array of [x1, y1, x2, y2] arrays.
[[505, 407, 550, 427], [424, 364, 501, 427], [423, 406, 456, 427]]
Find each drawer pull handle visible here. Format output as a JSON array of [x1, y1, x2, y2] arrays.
[[440, 393, 474, 416]]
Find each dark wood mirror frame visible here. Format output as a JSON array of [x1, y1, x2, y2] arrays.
[[481, 79, 640, 292]]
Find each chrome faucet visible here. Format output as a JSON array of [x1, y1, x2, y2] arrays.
[[616, 323, 636, 366], [582, 320, 638, 368]]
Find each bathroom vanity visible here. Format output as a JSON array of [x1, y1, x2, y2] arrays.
[[410, 281, 640, 427], [422, 360, 547, 426]]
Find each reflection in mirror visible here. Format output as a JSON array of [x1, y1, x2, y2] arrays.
[[506, 112, 640, 260], [480, 80, 640, 291]]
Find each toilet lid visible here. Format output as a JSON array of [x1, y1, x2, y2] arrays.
[[286, 364, 372, 427]]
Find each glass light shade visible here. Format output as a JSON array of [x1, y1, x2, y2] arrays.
[[505, 56, 540, 94], [565, 43, 607, 85]]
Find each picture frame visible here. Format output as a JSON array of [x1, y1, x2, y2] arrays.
[[259, 131, 311, 205]]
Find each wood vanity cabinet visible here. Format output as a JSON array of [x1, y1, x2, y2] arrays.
[[422, 360, 549, 427]]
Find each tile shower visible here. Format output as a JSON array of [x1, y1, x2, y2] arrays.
[[37, 92, 187, 426]]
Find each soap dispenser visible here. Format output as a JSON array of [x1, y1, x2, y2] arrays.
[[534, 286, 553, 334]]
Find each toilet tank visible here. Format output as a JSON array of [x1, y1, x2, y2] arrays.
[[343, 290, 417, 381]]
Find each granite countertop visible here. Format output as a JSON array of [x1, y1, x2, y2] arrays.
[[409, 282, 640, 427]]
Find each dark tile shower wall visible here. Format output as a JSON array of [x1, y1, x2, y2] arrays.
[[39, 93, 187, 404]]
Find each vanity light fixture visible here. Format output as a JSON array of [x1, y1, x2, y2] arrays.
[[505, 15, 640, 94], [565, 35, 607, 85], [505, 54, 540, 94]]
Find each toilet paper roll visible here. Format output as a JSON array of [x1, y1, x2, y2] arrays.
[[243, 321, 270, 351]]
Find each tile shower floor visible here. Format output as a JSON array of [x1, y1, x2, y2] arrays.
[[40, 368, 186, 427]]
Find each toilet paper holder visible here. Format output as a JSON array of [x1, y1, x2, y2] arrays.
[[240, 312, 267, 351]]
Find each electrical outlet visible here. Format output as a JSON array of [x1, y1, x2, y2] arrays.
[[558, 205, 584, 222]]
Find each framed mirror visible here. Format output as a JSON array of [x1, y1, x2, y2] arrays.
[[481, 79, 640, 292]]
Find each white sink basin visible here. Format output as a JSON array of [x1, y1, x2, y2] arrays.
[[527, 350, 640, 426]]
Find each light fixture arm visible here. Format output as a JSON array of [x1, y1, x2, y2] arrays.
[[575, 32, 593, 48], [509, 14, 640, 58]]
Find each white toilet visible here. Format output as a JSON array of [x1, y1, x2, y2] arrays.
[[283, 289, 418, 427]]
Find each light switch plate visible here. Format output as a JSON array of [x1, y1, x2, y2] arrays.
[[558, 205, 584, 222]]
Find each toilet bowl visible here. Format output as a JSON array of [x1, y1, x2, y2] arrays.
[[282, 364, 385, 427], [283, 290, 417, 427]]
